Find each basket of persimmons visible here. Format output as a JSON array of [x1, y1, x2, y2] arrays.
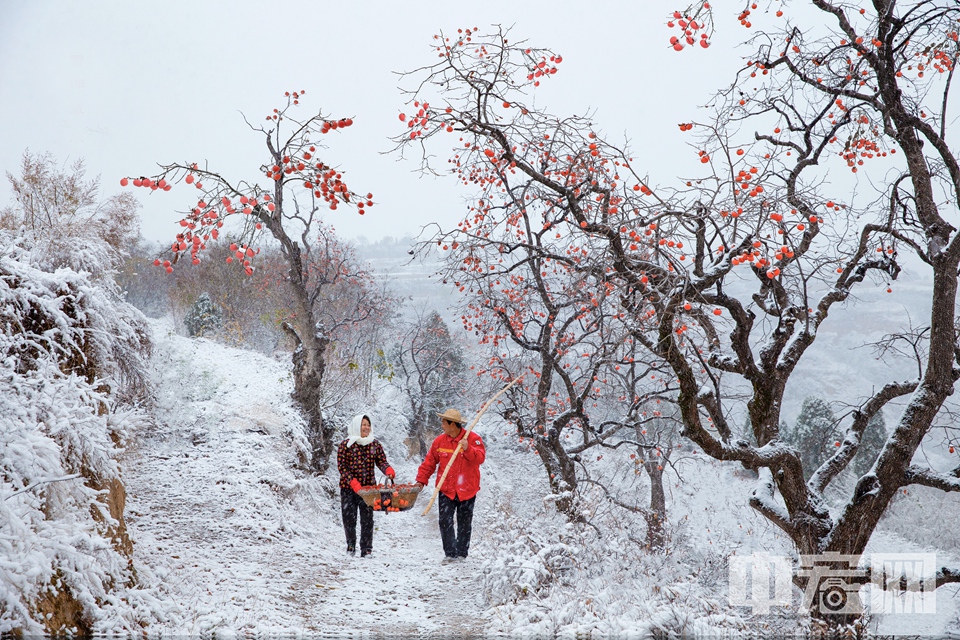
[[356, 478, 422, 512]]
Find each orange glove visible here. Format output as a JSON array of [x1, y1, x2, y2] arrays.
[[349, 478, 362, 493], [385, 467, 396, 479]]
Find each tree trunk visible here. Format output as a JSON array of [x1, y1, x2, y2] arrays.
[[276, 236, 334, 472], [271, 209, 338, 473], [285, 323, 333, 472], [536, 433, 582, 520], [643, 459, 667, 551], [408, 402, 432, 459]]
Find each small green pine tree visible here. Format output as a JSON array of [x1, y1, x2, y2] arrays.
[[785, 396, 840, 480], [184, 292, 222, 337], [852, 410, 887, 476]]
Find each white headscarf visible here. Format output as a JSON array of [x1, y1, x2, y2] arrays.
[[347, 413, 375, 447]]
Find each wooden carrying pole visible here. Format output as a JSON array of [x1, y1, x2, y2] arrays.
[[421, 375, 523, 516]]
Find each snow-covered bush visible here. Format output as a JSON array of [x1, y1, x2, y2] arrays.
[[183, 292, 222, 338], [472, 458, 820, 638], [479, 498, 578, 607], [0, 151, 140, 282], [0, 235, 159, 634], [479, 495, 754, 637]]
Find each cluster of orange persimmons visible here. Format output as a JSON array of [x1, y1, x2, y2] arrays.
[[667, 8, 711, 50], [124, 93, 373, 275]]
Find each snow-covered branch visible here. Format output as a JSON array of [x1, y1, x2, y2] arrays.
[[748, 468, 795, 537], [902, 465, 960, 492], [810, 380, 919, 494], [579, 477, 652, 517], [936, 566, 960, 587], [3, 473, 81, 501]]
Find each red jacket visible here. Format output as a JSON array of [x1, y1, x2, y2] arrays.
[[416, 429, 486, 500]]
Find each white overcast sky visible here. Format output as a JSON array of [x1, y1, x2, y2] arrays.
[[0, 1, 752, 245]]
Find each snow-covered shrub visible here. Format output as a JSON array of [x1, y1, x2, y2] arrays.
[[183, 292, 222, 338], [474, 459, 817, 637], [0, 237, 158, 634], [479, 494, 754, 638], [479, 497, 578, 607], [0, 151, 140, 283]]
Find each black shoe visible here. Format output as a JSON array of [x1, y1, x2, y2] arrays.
[[360, 549, 372, 557], [347, 546, 356, 556]]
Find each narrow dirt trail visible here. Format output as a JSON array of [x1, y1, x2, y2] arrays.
[[121, 323, 489, 635]]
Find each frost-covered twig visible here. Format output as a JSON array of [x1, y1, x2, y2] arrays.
[[578, 477, 651, 516], [4, 473, 82, 501]]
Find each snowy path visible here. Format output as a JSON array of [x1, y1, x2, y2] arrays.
[[298, 514, 490, 633], [121, 322, 489, 634]]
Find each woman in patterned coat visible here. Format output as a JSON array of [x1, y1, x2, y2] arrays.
[[336, 414, 395, 557]]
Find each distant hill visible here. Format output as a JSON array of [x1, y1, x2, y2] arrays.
[[354, 236, 457, 324]]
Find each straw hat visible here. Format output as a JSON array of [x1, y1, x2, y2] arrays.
[[437, 408, 465, 425]]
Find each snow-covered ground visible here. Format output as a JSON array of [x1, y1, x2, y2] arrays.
[[123, 319, 492, 634], [117, 318, 960, 636]]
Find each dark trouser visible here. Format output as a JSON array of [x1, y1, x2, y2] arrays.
[[438, 493, 476, 558], [341, 489, 373, 553]]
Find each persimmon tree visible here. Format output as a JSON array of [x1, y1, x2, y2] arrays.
[[397, 6, 960, 624], [395, 30, 680, 528], [660, 0, 960, 598], [127, 92, 377, 472], [597, 352, 687, 551], [456, 239, 678, 524]]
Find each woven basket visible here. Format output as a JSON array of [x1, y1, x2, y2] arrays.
[[356, 480, 422, 512]]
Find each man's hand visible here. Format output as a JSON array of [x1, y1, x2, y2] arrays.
[[414, 482, 425, 491], [457, 438, 468, 453]]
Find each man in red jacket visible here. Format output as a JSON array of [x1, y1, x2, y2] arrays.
[[415, 408, 486, 564]]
